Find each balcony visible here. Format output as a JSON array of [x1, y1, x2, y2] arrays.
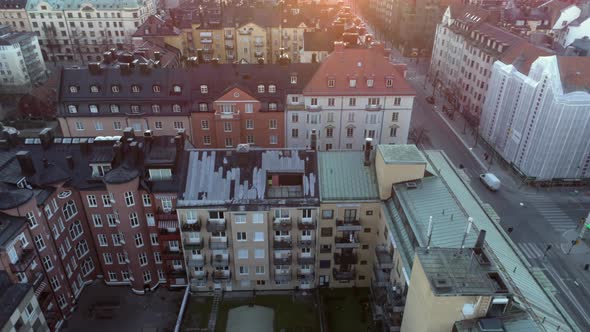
[[275, 268, 291, 275], [334, 252, 358, 265], [181, 220, 201, 232], [156, 210, 178, 222], [297, 217, 316, 230], [212, 270, 231, 280], [159, 228, 181, 241], [168, 269, 187, 278], [298, 254, 315, 265], [186, 255, 206, 267], [209, 237, 229, 249], [373, 266, 391, 287], [206, 219, 226, 232], [365, 104, 382, 111], [162, 248, 183, 260], [32, 272, 44, 290], [274, 273, 292, 282], [225, 43, 234, 49], [254, 40, 264, 47], [211, 253, 229, 267], [305, 105, 322, 111], [227, 54, 235, 60], [38, 291, 53, 309], [202, 48, 214, 54], [335, 234, 360, 249], [273, 254, 292, 265], [201, 38, 213, 44], [184, 236, 203, 250], [273, 217, 292, 231], [336, 219, 362, 231], [333, 268, 356, 281], [298, 236, 314, 247], [273, 237, 292, 249], [298, 272, 315, 281], [191, 270, 208, 280], [255, 51, 264, 57], [10, 249, 35, 272], [375, 247, 394, 269], [225, 33, 234, 39]]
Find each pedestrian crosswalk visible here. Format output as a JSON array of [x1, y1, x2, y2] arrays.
[[523, 193, 577, 233], [517, 242, 559, 260]]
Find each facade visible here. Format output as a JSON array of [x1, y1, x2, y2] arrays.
[[0, 0, 31, 32], [0, 272, 49, 332], [288, 42, 415, 151], [177, 148, 320, 292], [480, 55, 590, 182], [57, 59, 319, 148], [301, 31, 337, 63], [0, 24, 46, 93], [25, 0, 156, 63]]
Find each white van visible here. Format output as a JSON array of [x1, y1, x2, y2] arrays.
[[479, 173, 501, 191]]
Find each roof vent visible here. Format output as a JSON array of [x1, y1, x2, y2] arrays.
[[433, 278, 452, 290], [236, 144, 250, 153], [406, 182, 418, 189]]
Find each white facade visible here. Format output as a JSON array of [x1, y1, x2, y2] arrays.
[[480, 56, 590, 180], [0, 6, 31, 32], [26, 0, 156, 63], [550, 5, 580, 30], [558, 17, 590, 47], [286, 94, 413, 151], [0, 26, 46, 92]]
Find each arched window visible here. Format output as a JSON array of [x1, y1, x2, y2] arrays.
[[63, 200, 77, 220], [69, 220, 83, 240]]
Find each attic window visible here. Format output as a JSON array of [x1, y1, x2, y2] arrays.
[[367, 79, 374, 87], [258, 85, 265, 93], [290, 75, 297, 84], [152, 85, 161, 93], [149, 168, 172, 181], [268, 84, 276, 93], [328, 79, 335, 87], [68, 105, 78, 113], [269, 102, 278, 111], [349, 79, 356, 88], [200, 85, 208, 94], [90, 85, 100, 93], [111, 85, 120, 93], [131, 85, 141, 93], [172, 104, 182, 112], [172, 85, 182, 94], [386, 79, 393, 87], [69, 86, 78, 93], [91, 164, 112, 178]]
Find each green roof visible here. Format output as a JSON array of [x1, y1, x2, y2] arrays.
[[318, 152, 379, 201], [377, 144, 426, 164], [423, 150, 578, 332]]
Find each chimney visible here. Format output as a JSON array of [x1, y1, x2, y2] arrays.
[[257, 57, 264, 64], [16, 151, 35, 176], [174, 134, 184, 153], [364, 138, 372, 166], [112, 141, 123, 166], [139, 62, 150, 74], [475, 229, 486, 249], [39, 128, 53, 149], [88, 62, 102, 75], [66, 155, 74, 169], [103, 51, 112, 64], [123, 127, 135, 141], [154, 51, 161, 61], [310, 129, 317, 151]]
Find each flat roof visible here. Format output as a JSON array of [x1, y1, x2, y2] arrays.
[[318, 151, 379, 201], [377, 144, 426, 164]]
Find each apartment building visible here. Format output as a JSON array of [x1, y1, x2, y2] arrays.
[[0, 0, 31, 32], [480, 55, 590, 182], [57, 59, 319, 149], [430, 4, 536, 119], [288, 42, 415, 151], [25, 0, 156, 63], [177, 148, 320, 292], [0, 272, 49, 332], [0, 24, 46, 93]]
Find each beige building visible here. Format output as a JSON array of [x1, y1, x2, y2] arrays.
[[0, 0, 31, 32]]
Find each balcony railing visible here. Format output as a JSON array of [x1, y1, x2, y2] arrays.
[[298, 237, 315, 247], [206, 219, 226, 232], [211, 254, 229, 267], [201, 38, 213, 44], [298, 254, 315, 265], [274, 273, 292, 282], [273, 238, 293, 249], [335, 234, 360, 249], [225, 43, 234, 49], [225, 33, 234, 39], [305, 105, 322, 111], [297, 217, 316, 230], [333, 268, 356, 281], [10, 249, 35, 272], [255, 51, 264, 57], [375, 247, 394, 269], [365, 104, 382, 111], [191, 270, 208, 280], [275, 268, 291, 275], [156, 210, 178, 222], [184, 237, 203, 250], [186, 256, 206, 267], [202, 48, 214, 54], [159, 229, 181, 241], [181, 220, 201, 232], [212, 270, 231, 280], [273, 217, 292, 231], [209, 237, 229, 249], [336, 219, 362, 231], [254, 41, 264, 47], [298, 272, 315, 281], [273, 255, 292, 265], [334, 252, 358, 265]]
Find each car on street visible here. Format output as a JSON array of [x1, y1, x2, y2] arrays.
[[426, 96, 435, 104], [480, 173, 501, 191]]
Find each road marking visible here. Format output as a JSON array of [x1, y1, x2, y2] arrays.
[[544, 262, 590, 325]]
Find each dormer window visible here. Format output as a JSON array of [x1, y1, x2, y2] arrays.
[[349, 79, 356, 88], [328, 79, 335, 87], [130, 105, 140, 113], [111, 85, 120, 93], [68, 105, 77, 113], [152, 85, 161, 93], [199, 103, 208, 112], [69, 85, 78, 93], [151, 104, 160, 113], [131, 85, 141, 93], [172, 85, 182, 94], [172, 104, 181, 112], [90, 85, 100, 93], [386, 78, 393, 87], [367, 79, 374, 87], [89, 105, 98, 113], [268, 84, 276, 93], [290, 75, 297, 84], [269, 102, 278, 111], [91, 164, 112, 178], [110, 104, 119, 113], [200, 85, 208, 93], [258, 85, 265, 93], [148, 168, 172, 181]]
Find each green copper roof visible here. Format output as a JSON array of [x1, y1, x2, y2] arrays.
[[377, 144, 426, 164], [318, 151, 379, 201]]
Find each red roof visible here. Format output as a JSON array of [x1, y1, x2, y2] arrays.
[[303, 43, 415, 96]]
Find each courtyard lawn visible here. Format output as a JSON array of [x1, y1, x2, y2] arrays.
[[182, 295, 213, 330], [321, 288, 373, 332]]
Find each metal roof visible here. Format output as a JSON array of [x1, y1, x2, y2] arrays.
[[317, 151, 379, 201], [377, 144, 427, 164]]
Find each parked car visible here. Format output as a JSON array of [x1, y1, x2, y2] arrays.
[[480, 173, 501, 191], [426, 96, 435, 104]]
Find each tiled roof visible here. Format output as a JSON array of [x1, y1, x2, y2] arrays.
[[503, 7, 549, 22], [0, 0, 27, 9], [303, 32, 339, 52], [557, 56, 590, 93], [180, 149, 319, 207], [0, 272, 31, 328], [26, 0, 145, 10], [476, 23, 528, 49], [133, 15, 181, 37], [539, 0, 573, 25], [500, 42, 554, 75], [303, 44, 415, 96], [377, 144, 426, 165], [317, 151, 379, 201], [0, 212, 26, 247]]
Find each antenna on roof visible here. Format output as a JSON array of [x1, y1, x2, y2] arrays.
[[459, 217, 473, 254], [426, 216, 433, 253]]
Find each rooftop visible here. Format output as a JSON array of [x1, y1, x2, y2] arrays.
[[570, 37, 590, 51], [0, 271, 31, 328], [500, 42, 554, 75], [0, 0, 27, 9], [454, 314, 542, 332], [416, 247, 509, 297], [557, 56, 590, 93], [303, 31, 339, 52], [317, 151, 379, 201], [180, 149, 319, 208], [377, 144, 426, 165], [26, 0, 145, 10], [0, 212, 26, 247]]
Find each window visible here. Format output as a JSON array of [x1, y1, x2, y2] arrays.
[[150, 233, 158, 245], [143, 270, 152, 283], [63, 200, 77, 220], [75, 240, 89, 259], [292, 128, 299, 138], [270, 135, 278, 145], [254, 232, 264, 242], [98, 234, 108, 246], [235, 215, 246, 224], [69, 85, 78, 93], [122, 271, 130, 281], [75, 121, 84, 131], [255, 249, 265, 259], [290, 75, 297, 84], [245, 103, 253, 113], [322, 209, 333, 219], [103, 253, 113, 264], [111, 85, 120, 93], [87, 195, 97, 207], [346, 127, 354, 137], [110, 104, 119, 113], [154, 121, 163, 130], [153, 85, 161, 92], [199, 103, 208, 112], [201, 120, 209, 130], [90, 85, 100, 93], [291, 96, 299, 103], [57, 295, 67, 309], [237, 232, 247, 241], [367, 79, 374, 87], [326, 127, 333, 138], [386, 78, 393, 87], [154, 252, 162, 263], [390, 127, 398, 137], [95, 122, 104, 131], [256, 266, 265, 274], [253, 213, 263, 224], [224, 122, 232, 132], [392, 112, 399, 121], [269, 119, 277, 129], [174, 121, 184, 129], [124, 192, 134, 206], [131, 105, 140, 113], [311, 98, 318, 105], [172, 104, 181, 112], [108, 271, 118, 281], [246, 119, 254, 130], [50, 276, 61, 291], [268, 84, 276, 93], [113, 121, 122, 130], [117, 253, 126, 264], [134, 233, 144, 247], [102, 195, 111, 207], [172, 85, 182, 94], [238, 249, 248, 259], [132, 85, 141, 93], [349, 98, 356, 106], [203, 136, 211, 145], [112, 233, 122, 246], [34, 234, 45, 251], [130, 212, 139, 228], [257, 85, 265, 93], [151, 104, 161, 113], [368, 98, 380, 105], [26, 212, 37, 229], [69, 220, 83, 240], [328, 79, 335, 87], [42, 256, 53, 271], [200, 85, 208, 93], [393, 97, 401, 106], [328, 98, 335, 106], [268, 102, 278, 111], [89, 104, 98, 113], [139, 252, 148, 266], [349, 79, 356, 87]]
